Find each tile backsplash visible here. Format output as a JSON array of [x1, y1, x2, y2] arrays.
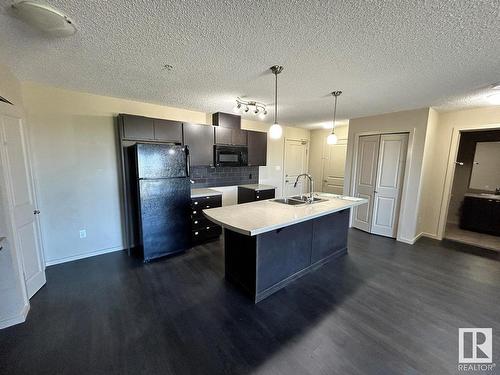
[[191, 166, 259, 188]]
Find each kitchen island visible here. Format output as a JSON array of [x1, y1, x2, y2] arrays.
[[203, 193, 367, 302]]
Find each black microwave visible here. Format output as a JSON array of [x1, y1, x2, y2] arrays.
[[214, 145, 248, 167]]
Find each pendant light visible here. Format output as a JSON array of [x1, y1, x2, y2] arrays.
[[327, 91, 342, 145], [269, 65, 284, 139]]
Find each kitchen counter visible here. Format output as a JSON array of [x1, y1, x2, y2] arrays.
[[464, 193, 500, 201], [238, 184, 276, 191], [190, 188, 222, 198], [204, 193, 368, 303], [204, 193, 367, 236]]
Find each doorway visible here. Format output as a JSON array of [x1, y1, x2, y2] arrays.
[[283, 138, 309, 197], [352, 133, 408, 238], [443, 129, 500, 251]]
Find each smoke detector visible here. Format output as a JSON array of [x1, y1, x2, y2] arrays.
[[11, 1, 77, 37]]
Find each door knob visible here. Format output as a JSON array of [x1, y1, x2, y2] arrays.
[[33, 210, 40, 215]]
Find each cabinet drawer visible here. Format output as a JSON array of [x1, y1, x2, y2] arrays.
[[192, 195, 222, 209], [192, 216, 217, 230], [255, 189, 275, 201], [192, 226, 222, 243]]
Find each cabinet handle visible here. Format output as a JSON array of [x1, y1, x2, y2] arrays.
[[33, 210, 41, 215]]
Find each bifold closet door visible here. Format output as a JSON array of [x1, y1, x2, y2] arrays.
[[352, 135, 380, 232], [353, 133, 408, 238], [371, 133, 408, 237]]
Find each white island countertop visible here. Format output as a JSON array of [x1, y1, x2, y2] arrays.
[[203, 193, 367, 236]]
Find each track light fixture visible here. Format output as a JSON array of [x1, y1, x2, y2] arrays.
[[233, 97, 267, 117]]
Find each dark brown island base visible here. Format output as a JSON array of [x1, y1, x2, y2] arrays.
[[203, 193, 367, 302]]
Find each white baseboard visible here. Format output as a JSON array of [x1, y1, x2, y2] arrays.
[[0, 303, 29, 330], [421, 232, 441, 240], [45, 245, 124, 266], [398, 236, 417, 245]]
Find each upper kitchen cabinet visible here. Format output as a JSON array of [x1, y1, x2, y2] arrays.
[[120, 114, 154, 140], [212, 112, 241, 130], [215, 126, 247, 146], [183, 123, 215, 166], [232, 129, 248, 146], [247, 131, 267, 166], [119, 114, 182, 143], [153, 119, 182, 143]]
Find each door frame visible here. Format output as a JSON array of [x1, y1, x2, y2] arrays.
[[349, 130, 413, 242], [0, 104, 46, 291], [437, 123, 500, 240]]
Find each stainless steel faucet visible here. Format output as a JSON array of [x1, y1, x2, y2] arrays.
[[293, 173, 314, 203]]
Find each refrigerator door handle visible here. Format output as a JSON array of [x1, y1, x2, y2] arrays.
[[185, 146, 191, 177]]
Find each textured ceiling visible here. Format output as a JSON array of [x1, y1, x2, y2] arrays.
[[1, 0, 499, 127]]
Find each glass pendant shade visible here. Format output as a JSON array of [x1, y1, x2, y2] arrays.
[[269, 122, 283, 139], [326, 132, 338, 145]]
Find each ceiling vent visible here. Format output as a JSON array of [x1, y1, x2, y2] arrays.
[[0, 96, 14, 105], [11, 1, 77, 37]]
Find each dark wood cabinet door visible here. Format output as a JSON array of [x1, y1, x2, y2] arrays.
[[231, 129, 248, 146], [247, 131, 267, 166], [154, 119, 182, 142], [212, 112, 241, 130], [183, 123, 214, 166], [214, 126, 232, 145], [122, 115, 154, 140]]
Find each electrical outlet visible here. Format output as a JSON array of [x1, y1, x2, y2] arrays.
[[79, 229, 86, 239]]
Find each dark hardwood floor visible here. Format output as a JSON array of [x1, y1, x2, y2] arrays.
[[1, 229, 499, 375]]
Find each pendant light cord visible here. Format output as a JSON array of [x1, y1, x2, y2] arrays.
[[274, 71, 278, 124], [332, 95, 337, 134], [331, 91, 342, 134]]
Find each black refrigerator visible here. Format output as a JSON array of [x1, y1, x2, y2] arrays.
[[129, 143, 191, 261]]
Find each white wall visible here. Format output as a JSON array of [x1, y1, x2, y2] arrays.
[[21, 82, 308, 264], [344, 108, 430, 243], [0, 64, 30, 328]]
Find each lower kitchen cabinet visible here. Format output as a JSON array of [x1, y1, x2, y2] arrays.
[[191, 193, 222, 244], [237, 185, 276, 204]]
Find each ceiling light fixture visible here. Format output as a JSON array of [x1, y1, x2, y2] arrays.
[[269, 65, 284, 139], [233, 97, 267, 117], [11, 1, 77, 37], [327, 91, 342, 145]]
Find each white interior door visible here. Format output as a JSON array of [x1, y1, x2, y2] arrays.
[[371, 134, 408, 237], [322, 139, 347, 194], [352, 135, 380, 232], [283, 139, 308, 197], [0, 114, 45, 298]]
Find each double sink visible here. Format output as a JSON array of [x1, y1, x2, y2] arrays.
[[272, 195, 327, 206]]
